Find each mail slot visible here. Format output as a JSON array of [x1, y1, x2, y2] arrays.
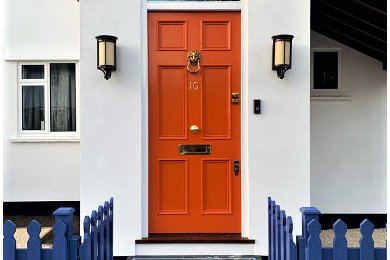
[[179, 144, 211, 155]]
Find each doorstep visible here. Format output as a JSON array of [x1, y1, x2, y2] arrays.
[[135, 243, 256, 256], [135, 234, 255, 244], [131, 257, 259, 260]]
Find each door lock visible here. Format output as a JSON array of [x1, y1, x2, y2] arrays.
[[234, 160, 240, 176]]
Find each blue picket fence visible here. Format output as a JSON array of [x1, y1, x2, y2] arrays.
[[4, 198, 113, 260], [268, 197, 386, 260]]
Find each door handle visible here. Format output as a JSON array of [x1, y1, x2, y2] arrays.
[[190, 125, 200, 134], [234, 160, 240, 176]]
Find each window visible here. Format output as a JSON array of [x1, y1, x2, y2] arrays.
[[311, 49, 341, 95], [18, 62, 78, 138]]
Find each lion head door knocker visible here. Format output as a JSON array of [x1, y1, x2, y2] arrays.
[[187, 50, 201, 73]]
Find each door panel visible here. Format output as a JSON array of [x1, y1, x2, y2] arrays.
[[148, 11, 241, 233], [201, 66, 231, 139], [158, 66, 187, 139], [201, 159, 231, 214], [158, 160, 188, 214]]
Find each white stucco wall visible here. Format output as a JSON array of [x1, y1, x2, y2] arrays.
[[80, 0, 310, 256], [3, 0, 80, 201], [310, 31, 387, 213]]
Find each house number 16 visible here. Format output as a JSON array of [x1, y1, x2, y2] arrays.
[[190, 82, 199, 90]]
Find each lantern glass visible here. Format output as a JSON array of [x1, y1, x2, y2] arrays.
[[274, 39, 291, 66], [98, 40, 116, 67], [105, 42, 115, 66]]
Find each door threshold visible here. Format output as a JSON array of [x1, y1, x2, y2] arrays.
[[135, 234, 255, 244]]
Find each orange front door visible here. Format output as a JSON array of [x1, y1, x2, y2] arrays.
[[148, 12, 241, 233]]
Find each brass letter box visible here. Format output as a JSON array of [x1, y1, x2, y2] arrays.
[[179, 144, 211, 155]]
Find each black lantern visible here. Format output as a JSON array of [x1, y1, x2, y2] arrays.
[[96, 35, 117, 80], [272, 34, 294, 79]]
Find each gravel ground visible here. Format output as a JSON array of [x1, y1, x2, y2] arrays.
[[320, 228, 387, 248]]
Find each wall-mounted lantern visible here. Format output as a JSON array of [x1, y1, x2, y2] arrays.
[[96, 35, 118, 80], [272, 34, 294, 79]]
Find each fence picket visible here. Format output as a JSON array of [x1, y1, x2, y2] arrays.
[[97, 206, 105, 260], [306, 219, 321, 260], [275, 205, 281, 260], [109, 198, 114, 260], [4, 220, 16, 260], [104, 201, 110, 260], [360, 219, 374, 260], [80, 216, 92, 260], [53, 220, 68, 260], [270, 200, 276, 260], [91, 210, 98, 260], [268, 198, 272, 260], [27, 220, 42, 260], [285, 217, 296, 260], [280, 210, 286, 260], [333, 219, 347, 260]]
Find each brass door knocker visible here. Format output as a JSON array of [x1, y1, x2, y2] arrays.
[[187, 50, 201, 73]]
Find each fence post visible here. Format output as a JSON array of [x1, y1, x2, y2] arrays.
[[300, 207, 321, 240], [53, 208, 75, 239], [4, 220, 16, 260], [53, 207, 77, 260], [306, 219, 322, 260]]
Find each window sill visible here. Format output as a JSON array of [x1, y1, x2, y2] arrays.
[[310, 95, 352, 102], [10, 137, 80, 143]]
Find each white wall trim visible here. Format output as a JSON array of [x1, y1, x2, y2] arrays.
[[310, 96, 352, 102], [140, 0, 249, 238], [144, 1, 242, 11], [135, 243, 255, 256], [9, 138, 80, 143]]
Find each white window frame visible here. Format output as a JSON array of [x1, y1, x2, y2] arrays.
[[310, 48, 342, 96], [18, 61, 80, 139]]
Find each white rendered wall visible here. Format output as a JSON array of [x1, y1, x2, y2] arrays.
[[310, 32, 387, 213], [246, 0, 311, 255], [4, 0, 79, 60], [80, 0, 310, 256], [3, 0, 80, 201]]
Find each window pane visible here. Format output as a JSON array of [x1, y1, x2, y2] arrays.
[[22, 86, 45, 130], [50, 63, 76, 132], [313, 52, 338, 89], [22, 65, 44, 79]]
